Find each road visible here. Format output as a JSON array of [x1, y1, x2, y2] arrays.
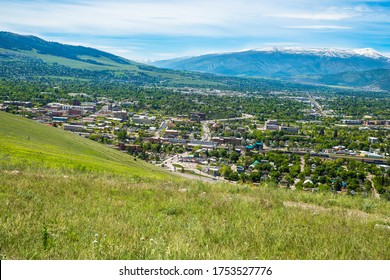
[[307, 93, 327, 117], [155, 121, 167, 137]]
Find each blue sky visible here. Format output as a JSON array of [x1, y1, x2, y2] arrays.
[[0, 0, 389, 60]]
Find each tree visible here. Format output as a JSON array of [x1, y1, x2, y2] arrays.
[[229, 172, 239, 181], [116, 129, 127, 141], [220, 165, 232, 179]]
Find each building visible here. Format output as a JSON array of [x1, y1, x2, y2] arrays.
[[245, 142, 264, 151], [113, 111, 128, 121], [188, 140, 217, 149], [368, 137, 379, 144], [341, 119, 362, 125], [163, 130, 179, 138], [63, 124, 84, 132], [190, 112, 206, 122], [266, 120, 278, 125], [4, 101, 33, 108], [223, 137, 242, 145], [68, 108, 84, 117], [52, 117, 68, 123], [279, 126, 299, 134], [132, 115, 153, 124], [266, 124, 279, 131], [364, 120, 386, 126], [265, 120, 279, 131]]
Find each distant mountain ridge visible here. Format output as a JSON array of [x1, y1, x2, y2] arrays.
[[310, 68, 390, 91], [0, 31, 134, 67], [151, 47, 390, 78], [1, 31, 333, 92], [1, 31, 389, 91]]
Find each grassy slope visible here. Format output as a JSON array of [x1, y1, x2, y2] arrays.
[[0, 111, 165, 178], [0, 112, 389, 259], [0, 48, 139, 71]]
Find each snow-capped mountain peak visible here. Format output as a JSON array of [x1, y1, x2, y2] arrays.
[[352, 48, 385, 59], [251, 47, 388, 59]]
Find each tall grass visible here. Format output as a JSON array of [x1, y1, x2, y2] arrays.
[[0, 167, 388, 260]]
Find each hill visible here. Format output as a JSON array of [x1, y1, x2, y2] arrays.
[[0, 111, 165, 178], [0, 111, 389, 259], [0, 31, 142, 72]]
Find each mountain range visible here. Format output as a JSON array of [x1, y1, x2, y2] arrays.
[[152, 47, 390, 90], [0, 31, 322, 92], [1, 31, 390, 91]]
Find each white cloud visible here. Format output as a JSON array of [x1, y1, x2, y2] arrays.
[[271, 12, 355, 20], [285, 25, 352, 29], [0, 0, 377, 37]]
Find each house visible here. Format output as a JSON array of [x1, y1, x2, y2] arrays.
[[249, 160, 259, 170], [245, 142, 263, 151]]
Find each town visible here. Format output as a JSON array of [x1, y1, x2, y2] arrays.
[[1, 86, 390, 199]]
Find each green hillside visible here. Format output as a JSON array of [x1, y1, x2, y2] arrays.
[[0, 111, 166, 178], [0, 31, 137, 70], [0, 111, 389, 260]]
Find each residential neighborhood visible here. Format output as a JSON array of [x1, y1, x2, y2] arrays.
[[2, 86, 389, 198]]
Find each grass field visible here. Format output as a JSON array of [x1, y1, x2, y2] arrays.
[[0, 111, 389, 259], [0, 111, 166, 179]]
